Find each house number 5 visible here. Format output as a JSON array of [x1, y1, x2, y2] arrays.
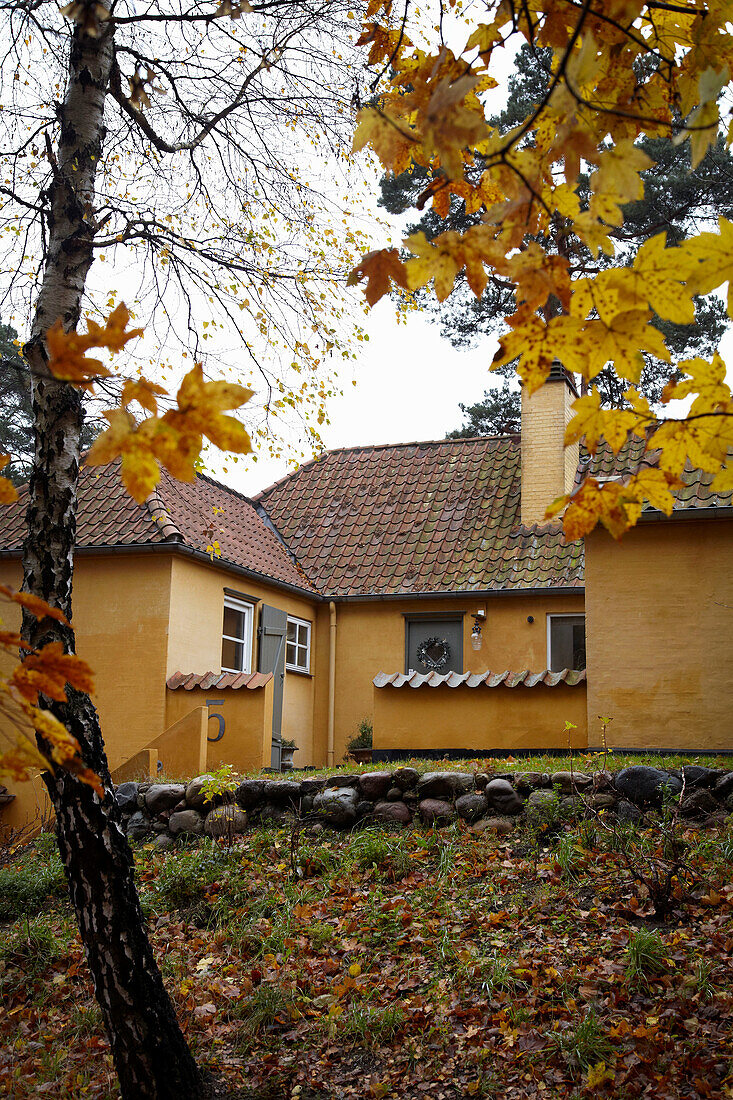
[[206, 698, 225, 742]]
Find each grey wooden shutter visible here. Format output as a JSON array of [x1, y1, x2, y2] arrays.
[[258, 604, 287, 768]]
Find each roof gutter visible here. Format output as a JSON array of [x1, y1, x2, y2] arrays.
[[639, 506, 733, 525], [0, 543, 584, 602], [325, 585, 585, 603]]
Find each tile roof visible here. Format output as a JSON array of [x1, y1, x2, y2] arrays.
[[256, 437, 584, 597], [581, 437, 733, 513], [167, 671, 273, 690], [374, 669, 586, 688], [0, 461, 318, 594]]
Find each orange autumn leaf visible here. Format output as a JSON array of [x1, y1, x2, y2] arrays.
[[347, 248, 409, 307], [13, 642, 95, 704], [0, 585, 70, 626], [46, 303, 142, 389]]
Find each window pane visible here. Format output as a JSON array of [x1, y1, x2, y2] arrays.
[[223, 605, 244, 640], [221, 637, 244, 671], [287, 620, 297, 643], [572, 625, 587, 670], [286, 642, 297, 666], [297, 623, 308, 646], [550, 617, 585, 671]]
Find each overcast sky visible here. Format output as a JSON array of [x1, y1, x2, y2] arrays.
[[214, 297, 501, 497]]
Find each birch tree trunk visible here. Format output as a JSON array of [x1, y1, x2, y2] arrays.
[[20, 21, 203, 1099]]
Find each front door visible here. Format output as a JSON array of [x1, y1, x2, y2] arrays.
[[258, 604, 287, 768], [406, 618, 463, 675]]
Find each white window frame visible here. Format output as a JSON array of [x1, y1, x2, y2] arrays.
[[286, 615, 311, 673], [546, 613, 586, 672], [221, 596, 254, 674]]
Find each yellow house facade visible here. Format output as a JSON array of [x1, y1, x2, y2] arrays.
[[1, 368, 730, 827]]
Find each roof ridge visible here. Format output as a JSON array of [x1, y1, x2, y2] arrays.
[[144, 488, 183, 542]]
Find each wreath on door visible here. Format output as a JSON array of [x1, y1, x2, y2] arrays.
[[416, 636, 451, 672]]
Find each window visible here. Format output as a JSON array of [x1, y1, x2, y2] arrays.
[[547, 614, 586, 672], [221, 596, 253, 673], [286, 616, 311, 672]]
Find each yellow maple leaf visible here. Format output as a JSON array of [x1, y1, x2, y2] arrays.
[[121, 378, 168, 415], [404, 230, 463, 301], [13, 642, 94, 704], [585, 1061, 615, 1089], [352, 107, 415, 175], [168, 364, 253, 453], [680, 217, 733, 315], [584, 310, 670, 383], [590, 140, 653, 204], [564, 389, 645, 454], [662, 352, 731, 412], [553, 479, 635, 541], [492, 311, 593, 394]]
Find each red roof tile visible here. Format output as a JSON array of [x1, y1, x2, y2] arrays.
[[0, 461, 317, 594], [256, 437, 584, 597], [373, 669, 586, 688]]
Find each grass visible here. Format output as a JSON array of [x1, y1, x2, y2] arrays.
[[549, 1008, 614, 1070], [0, 834, 67, 921], [0, 913, 70, 991], [625, 928, 670, 986], [340, 1003, 406, 1046], [143, 750, 733, 787]]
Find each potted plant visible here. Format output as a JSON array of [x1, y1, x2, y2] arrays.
[[280, 738, 298, 771], [346, 717, 373, 764]]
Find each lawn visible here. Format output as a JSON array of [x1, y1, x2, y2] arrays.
[[1, 758, 732, 1099]]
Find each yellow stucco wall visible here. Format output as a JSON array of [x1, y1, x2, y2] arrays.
[[166, 556, 319, 764], [585, 517, 733, 750], [374, 681, 588, 753], [0, 552, 173, 828], [330, 593, 585, 762]]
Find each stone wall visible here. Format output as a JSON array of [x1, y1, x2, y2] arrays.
[[116, 764, 733, 851]]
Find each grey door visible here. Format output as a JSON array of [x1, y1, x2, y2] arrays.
[[258, 604, 287, 768], [406, 618, 463, 675]]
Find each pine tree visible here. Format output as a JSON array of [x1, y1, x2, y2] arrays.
[[379, 45, 733, 434]]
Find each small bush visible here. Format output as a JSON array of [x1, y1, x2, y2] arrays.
[[625, 928, 669, 986], [340, 1003, 405, 1046]]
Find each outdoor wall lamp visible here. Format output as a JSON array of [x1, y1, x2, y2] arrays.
[[470, 609, 486, 651]]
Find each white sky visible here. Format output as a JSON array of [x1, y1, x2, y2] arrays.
[[219, 301, 501, 497]]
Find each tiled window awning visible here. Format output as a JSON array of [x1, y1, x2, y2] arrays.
[[167, 671, 273, 691], [373, 669, 586, 689]]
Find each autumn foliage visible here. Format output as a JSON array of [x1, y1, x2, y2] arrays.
[[349, 0, 733, 539]]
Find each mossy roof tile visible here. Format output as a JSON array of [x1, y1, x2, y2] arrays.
[[256, 436, 584, 597]]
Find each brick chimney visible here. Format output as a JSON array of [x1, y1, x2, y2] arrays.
[[520, 363, 579, 527]]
